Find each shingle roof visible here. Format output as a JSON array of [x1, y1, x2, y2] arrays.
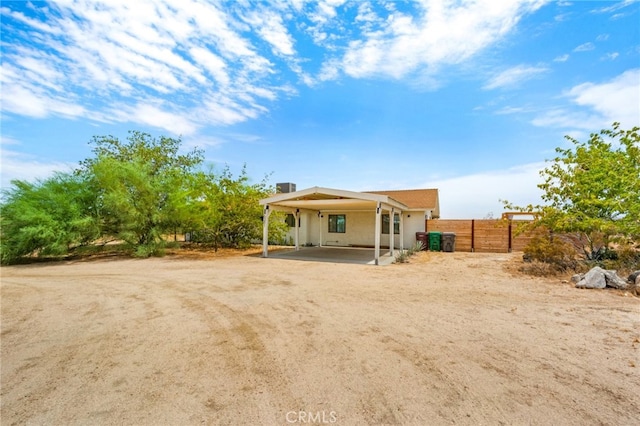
[[366, 189, 439, 216]]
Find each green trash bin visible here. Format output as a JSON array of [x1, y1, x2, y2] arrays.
[[428, 231, 442, 251]]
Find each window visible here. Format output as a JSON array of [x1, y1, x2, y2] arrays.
[[382, 214, 400, 234], [285, 213, 296, 227], [328, 214, 346, 233]]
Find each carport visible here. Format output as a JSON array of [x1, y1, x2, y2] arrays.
[[260, 187, 408, 265], [266, 246, 396, 265]]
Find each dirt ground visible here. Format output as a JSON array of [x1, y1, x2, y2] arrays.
[[1, 250, 639, 425]]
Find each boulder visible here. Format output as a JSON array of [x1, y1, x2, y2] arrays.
[[628, 270, 640, 283], [576, 267, 606, 289], [570, 274, 583, 284], [576, 267, 629, 290], [636, 274, 640, 287], [602, 269, 628, 290]]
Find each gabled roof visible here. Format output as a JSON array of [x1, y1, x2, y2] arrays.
[[366, 189, 440, 217], [260, 186, 409, 211]]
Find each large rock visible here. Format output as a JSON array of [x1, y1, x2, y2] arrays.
[[602, 269, 628, 290], [576, 267, 606, 289], [576, 267, 629, 290], [628, 270, 640, 283]]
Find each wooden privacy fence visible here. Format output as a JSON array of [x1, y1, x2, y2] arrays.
[[425, 219, 536, 253]]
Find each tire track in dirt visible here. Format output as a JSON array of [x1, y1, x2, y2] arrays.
[[176, 292, 303, 424]]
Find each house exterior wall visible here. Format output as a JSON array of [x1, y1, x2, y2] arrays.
[[282, 210, 427, 249], [402, 213, 428, 248]]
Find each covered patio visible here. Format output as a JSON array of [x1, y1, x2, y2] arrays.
[[265, 246, 396, 265], [260, 187, 409, 265]]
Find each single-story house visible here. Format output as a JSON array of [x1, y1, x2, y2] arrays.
[[259, 185, 439, 265]]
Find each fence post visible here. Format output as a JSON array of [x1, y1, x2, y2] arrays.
[[471, 219, 475, 252]]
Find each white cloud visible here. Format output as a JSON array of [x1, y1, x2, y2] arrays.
[[318, 59, 340, 82], [0, 0, 287, 135], [0, 0, 554, 134], [496, 106, 533, 115], [0, 147, 75, 189], [111, 103, 198, 135], [566, 68, 640, 128], [182, 135, 226, 151], [573, 42, 595, 52], [189, 47, 230, 87], [424, 163, 546, 219], [244, 9, 296, 57], [532, 68, 640, 130], [591, 0, 637, 14], [484, 65, 549, 90], [310, 0, 346, 25], [0, 64, 87, 119], [554, 54, 569, 62], [531, 109, 603, 130], [339, 0, 549, 80]]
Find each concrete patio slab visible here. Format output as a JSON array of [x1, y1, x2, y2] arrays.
[[264, 246, 397, 265]]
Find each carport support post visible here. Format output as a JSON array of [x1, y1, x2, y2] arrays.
[[294, 208, 300, 251], [318, 211, 322, 247], [374, 202, 381, 265], [389, 207, 395, 258], [399, 211, 404, 251], [262, 205, 271, 257]]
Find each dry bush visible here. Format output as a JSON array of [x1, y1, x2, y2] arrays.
[[522, 232, 580, 275], [517, 260, 567, 277], [599, 244, 640, 276]]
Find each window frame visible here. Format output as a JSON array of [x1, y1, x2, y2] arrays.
[[382, 213, 400, 235], [328, 214, 346, 233], [285, 213, 296, 227]]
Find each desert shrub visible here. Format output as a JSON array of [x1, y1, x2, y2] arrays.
[[133, 242, 166, 258], [523, 232, 579, 273], [518, 260, 568, 277], [0, 173, 101, 264], [600, 244, 640, 275], [395, 241, 425, 263]]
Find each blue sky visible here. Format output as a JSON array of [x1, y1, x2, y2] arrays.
[[1, 0, 638, 218]]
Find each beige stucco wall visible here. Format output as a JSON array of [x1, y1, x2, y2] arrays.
[[402, 213, 428, 248], [282, 210, 427, 249]]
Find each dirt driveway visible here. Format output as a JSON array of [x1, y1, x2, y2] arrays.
[[1, 251, 638, 425]]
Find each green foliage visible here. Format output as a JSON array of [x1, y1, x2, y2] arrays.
[[187, 165, 285, 250], [395, 241, 425, 263], [1, 130, 286, 263], [600, 244, 640, 273], [504, 123, 640, 262], [0, 173, 100, 264], [80, 131, 204, 249], [522, 232, 578, 272]]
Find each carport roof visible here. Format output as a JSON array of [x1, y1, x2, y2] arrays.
[[259, 186, 409, 211]]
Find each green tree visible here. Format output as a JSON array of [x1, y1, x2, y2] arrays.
[[1, 130, 287, 262], [188, 166, 287, 250], [0, 172, 100, 264], [80, 131, 204, 254], [505, 123, 640, 260]]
